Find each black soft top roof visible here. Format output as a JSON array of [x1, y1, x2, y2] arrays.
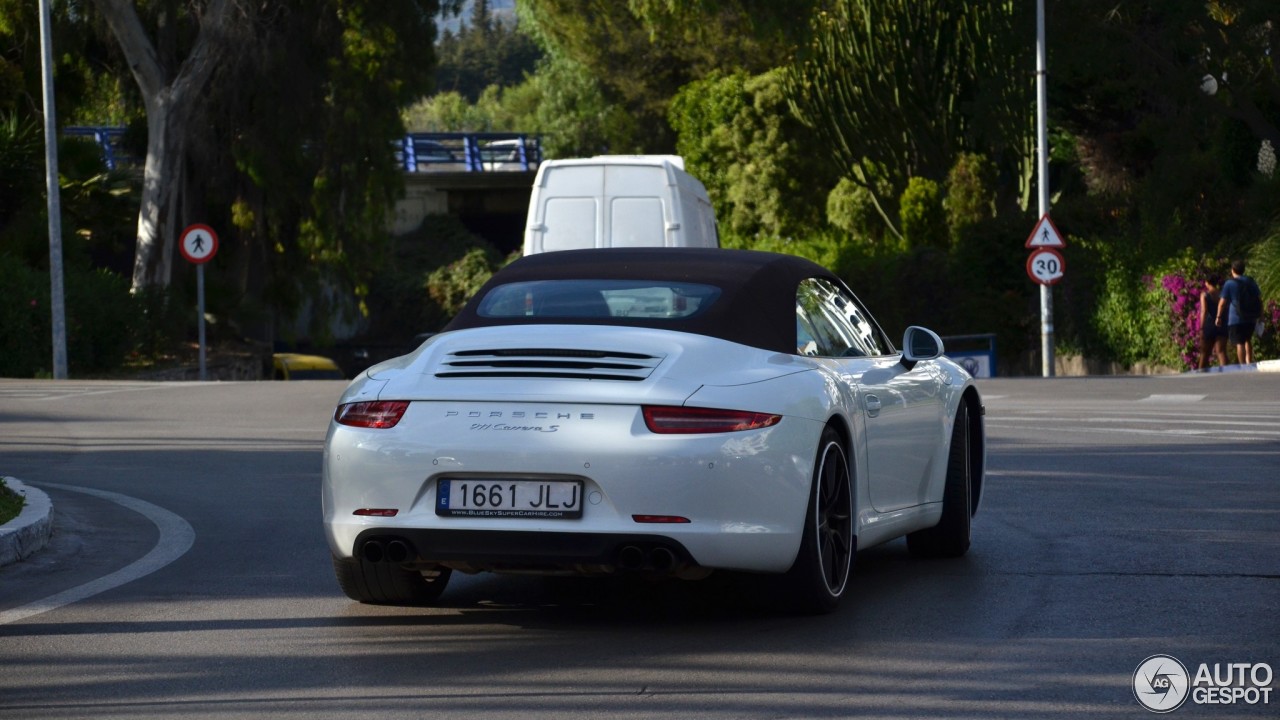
[[445, 247, 842, 354]]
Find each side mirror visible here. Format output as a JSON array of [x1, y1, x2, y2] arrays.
[[901, 326, 944, 370]]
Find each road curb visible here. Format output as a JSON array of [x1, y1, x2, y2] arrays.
[[1258, 359, 1280, 373], [0, 477, 53, 568]]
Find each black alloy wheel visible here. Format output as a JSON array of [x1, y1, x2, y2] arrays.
[[784, 425, 855, 614], [906, 401, 972, 558]]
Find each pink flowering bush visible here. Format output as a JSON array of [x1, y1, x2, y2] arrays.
[[1144, 252, 1228, 371], [1254, 299, 1280, 360], [1158, 272, 1202, 370], [1149, 253, 1279, 369]]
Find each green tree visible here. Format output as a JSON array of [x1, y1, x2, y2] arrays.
[[403, 50, 639, 158], [2, 0, 124, 233], [435, 0, 542, 102], [669, 69, 836, 239], [89, 0, 241, 291], [786, 0, 1033, 239], [826, 177, 882, 242], [511, 0, 829, 158], [506, 53, 641, 158], [945, 152, 996, 244], [626, 0, 824, 73], [1053, 1, 1278, 154], [0, 112, 40, 237], [1250, 219, 1280, 303], [404, 90, 495, 132], [899, 177, 945, 250], [191, 1, 448, 344], [518, 0, 706, 152], [667, 70, 745, 215], [60, 0, 454, 350], [1, 0, 123, 120], [1049, 1, 1279, 251]]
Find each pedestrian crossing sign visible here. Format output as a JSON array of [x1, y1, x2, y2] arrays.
[[1024, 214, 1065, 249]]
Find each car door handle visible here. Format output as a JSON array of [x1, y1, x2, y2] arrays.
[[864, 394, 881, 417]]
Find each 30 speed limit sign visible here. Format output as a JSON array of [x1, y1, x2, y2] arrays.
[[1026, 247, 1065, 285]]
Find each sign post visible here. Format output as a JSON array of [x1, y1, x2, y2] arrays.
[[179, 224, 219, 381], [1034, 0, 1054, 377]]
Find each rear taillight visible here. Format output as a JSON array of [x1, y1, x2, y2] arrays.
[[334, 401, 410, 429], [642, 406, 781, 434]]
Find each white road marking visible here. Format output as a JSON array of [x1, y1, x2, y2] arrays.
[[0, 483, 195, 625], [986, 421, 1280, 440], [995, 415, 1276, 428], [0, 381, 238, 402], [1138, 394, 1206, 402]]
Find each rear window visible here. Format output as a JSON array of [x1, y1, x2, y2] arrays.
[[476, 280, 721, 320]]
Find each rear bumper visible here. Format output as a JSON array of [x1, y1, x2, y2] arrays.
[[322, 402, 824, 573]]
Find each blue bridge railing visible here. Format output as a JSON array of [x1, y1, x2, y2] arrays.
[[399, 132, 542, 173], [63, 126, 134, 170], [64, 127, 543, 174]]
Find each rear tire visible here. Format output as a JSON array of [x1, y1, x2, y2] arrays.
[[332, 554, 452, 605], [783, 426, 854, 614], [907, 401, 972, 558]]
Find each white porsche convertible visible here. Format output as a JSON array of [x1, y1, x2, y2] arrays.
[[323, 248, 985, 613]]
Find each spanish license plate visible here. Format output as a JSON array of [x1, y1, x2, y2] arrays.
[[435, 479, 584, 519]]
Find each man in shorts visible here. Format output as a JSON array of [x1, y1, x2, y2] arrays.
[[1216, 259, 1262, 365]]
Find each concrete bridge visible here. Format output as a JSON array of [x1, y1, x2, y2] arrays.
[[390, 133, 542, 252], [393, 163, 537, 253]]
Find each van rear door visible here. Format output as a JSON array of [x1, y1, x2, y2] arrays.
[[609, 197, 666, 247], [536, 164, 603, 252], [606, 164, 669, 248], [543, 197, 598, 252]]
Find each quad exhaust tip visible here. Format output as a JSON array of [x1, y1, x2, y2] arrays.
[[386, 539, 411, 563], [361, 538, 415, 564], [362, 540, 386, 563], [617, 544, 681, 574]]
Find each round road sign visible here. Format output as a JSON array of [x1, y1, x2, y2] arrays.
[[179, 224, 219, 264], [1027, 247, 1065, 285]]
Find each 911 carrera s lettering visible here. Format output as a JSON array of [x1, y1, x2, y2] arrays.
[[468, 423, 560, 433], [436, 479, 583, 519]]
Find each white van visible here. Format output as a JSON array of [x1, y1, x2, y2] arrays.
[[523, 155, 719, 255]]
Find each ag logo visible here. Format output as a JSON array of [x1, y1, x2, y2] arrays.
[[1134, 654, 1190, 713]]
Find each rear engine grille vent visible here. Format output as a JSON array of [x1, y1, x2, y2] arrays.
[[436, 349, 663, 381]]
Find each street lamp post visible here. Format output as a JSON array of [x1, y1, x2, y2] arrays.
[[38, 0, 68, 380]]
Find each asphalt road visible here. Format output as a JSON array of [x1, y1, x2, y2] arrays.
[[0, 373, 1277, 719]]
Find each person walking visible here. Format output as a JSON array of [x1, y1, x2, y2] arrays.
[[1216, 259, 1263, 365], [1198, 274, 1228, 370]]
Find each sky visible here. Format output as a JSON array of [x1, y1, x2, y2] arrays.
[[438, 0, 517, 35]]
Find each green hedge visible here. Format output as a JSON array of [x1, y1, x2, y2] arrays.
[[0, 257, 166, 378], [0, 259, 49, 377]]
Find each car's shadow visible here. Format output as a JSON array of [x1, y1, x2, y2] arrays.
[[389, 540, 927, 625]]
